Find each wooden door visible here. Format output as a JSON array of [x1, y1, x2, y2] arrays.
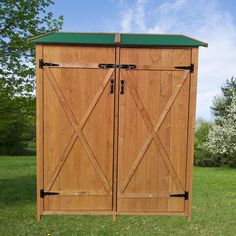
[[39, 45, 115, 212], [117, 48, 192, 213]]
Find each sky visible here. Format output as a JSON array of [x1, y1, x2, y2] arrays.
[[49, 0, 236, 120]]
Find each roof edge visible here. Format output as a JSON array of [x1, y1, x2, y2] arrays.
[[29, 31, 56, 42], [29, 31, 208, 47], [181, 34, 208, 47]]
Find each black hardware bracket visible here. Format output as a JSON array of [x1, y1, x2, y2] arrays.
[[40, 189, 59, 198], [39, 59, 59, 69], [170, 191, 189, 200], [98, 63, 116, 69], [120, 80, 125, 94], [174, 64, 194, 73], [119, 64, 136, 70], [98, 63, 136, 70], [110, 79, 114, 94]]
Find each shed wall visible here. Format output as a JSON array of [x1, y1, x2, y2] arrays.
[[36, 44, 198, 220]]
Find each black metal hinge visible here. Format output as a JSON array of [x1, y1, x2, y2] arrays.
[[40, 189, 59, 198], [174, 63, 194, 73], [119, 64, 136, 70], [170, 191, 189, 200], [39, 59, 59, 69], [98, 63, 136, 70]]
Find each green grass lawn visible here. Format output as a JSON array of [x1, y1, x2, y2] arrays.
[[0, 156, 235, 236]]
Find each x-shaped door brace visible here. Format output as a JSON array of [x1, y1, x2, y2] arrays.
[[43, 66, 189, 196], [119, 70, 190, 194], [44, 68, 114, 193]]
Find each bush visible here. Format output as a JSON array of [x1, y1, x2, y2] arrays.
[[206, 92, 236, 167], [194, 119, 220, 167]]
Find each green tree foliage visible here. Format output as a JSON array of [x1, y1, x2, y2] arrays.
[[211, 77, 236, 122], [0, 0, 63, 155], [194, 119, 220, 167], [0, 80, 35, 155], [206, 92, 236, 167], [194, 78, 236, 167], [0, 0, 63, 95]]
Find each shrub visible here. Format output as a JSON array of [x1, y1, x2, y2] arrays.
[[194, 119, 220, 167]]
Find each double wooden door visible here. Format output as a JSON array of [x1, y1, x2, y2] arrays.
[[38, 45, 193, 215]]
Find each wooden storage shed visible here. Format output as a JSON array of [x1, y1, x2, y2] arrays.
[[31, 32, 207, 221]]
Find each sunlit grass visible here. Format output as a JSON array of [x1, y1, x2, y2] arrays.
[[0, 156, 235, 235]]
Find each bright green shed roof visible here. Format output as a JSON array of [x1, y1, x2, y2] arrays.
[[30, 32, 208, 47]]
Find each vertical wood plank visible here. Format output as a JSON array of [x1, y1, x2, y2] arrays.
[[146, 49, 161, 211], [36, 44, 44, 220], [158, 48, 172, 212], [112, 46, 120, 219], [169, 49, 191, 211], [185, 48, 199, 221], [123, 49, 136, 212], [134, 48, 149, 211]]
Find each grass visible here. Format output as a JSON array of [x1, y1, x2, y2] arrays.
[[0, 156, 235, 236]]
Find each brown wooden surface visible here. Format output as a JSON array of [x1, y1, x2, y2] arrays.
[[112, 46, 120, 220], [43, 210, 185, 216], [36, 44, 198, 219], [42, 45, 115, 211], [36, 44, 44, 221], [185, 48, 199, 221], [117, 48, 192, 212]]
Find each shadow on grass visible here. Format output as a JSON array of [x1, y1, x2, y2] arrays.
[[0, 175, 36, 207]]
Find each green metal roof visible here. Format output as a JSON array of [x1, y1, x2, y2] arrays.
[[121, 34, 207, 47], [30, 32, 115, 45], [30, 32, 207, 47]]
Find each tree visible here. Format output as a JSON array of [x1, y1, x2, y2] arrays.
[[0, 0, 63, 154], [211, 77, 236, 122], [194, 119, 220, 167], [0, 81, 36, 155], [206, 93, 236, 167], [0, 0, 63, 96], [206, 78, 236, 167]]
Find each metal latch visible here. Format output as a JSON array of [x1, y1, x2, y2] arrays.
[[98, 63, 116, 69], [119, 64, 136, 70], [98, 64, 136, 70]]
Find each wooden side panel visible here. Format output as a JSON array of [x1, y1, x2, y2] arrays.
[[185, 48, 199, 221], [36, 44, 44, 220], [117, 47, 191, 213], [41, 45, 115, 211]]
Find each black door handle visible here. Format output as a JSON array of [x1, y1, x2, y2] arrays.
[[120, 80, 125, 94], [110, 79, 114, 94]]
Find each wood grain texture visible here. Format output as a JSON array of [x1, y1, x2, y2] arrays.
[[124, 72, 185, 193], [117, 48, 191, 213], [112, 46, 120, 219], [44, 68, 113, 192], [36, 44, 44, 221], [43, 210, 185, 216], [42, 45, 115, 211], [119, 70, 189, 194], [185, 48, 199, 221], [37, 44, 198, 219]]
